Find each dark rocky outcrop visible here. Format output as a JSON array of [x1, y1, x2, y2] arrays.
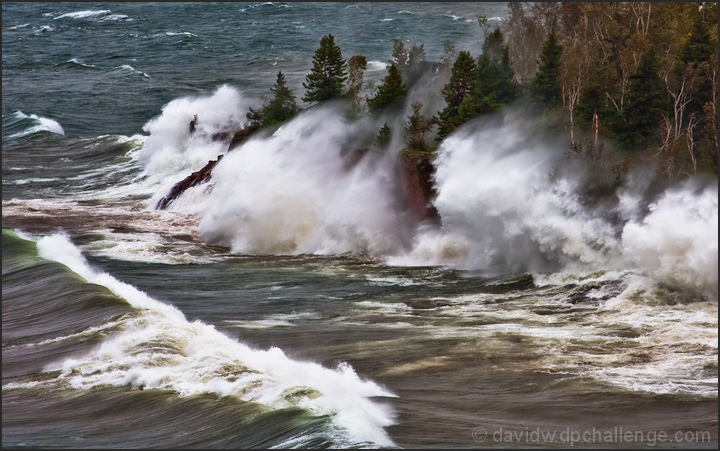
[[156, 156, 222, 210], [155, 125, 262, 211], [397, 149, 441, 224], [228, 127, 257, 152], [156, 120, 443, 229]]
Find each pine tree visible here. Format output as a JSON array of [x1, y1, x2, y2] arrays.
[[246, 72, 301, 128], [620, 50, 667, 148], [264, 71, 301, 125], [388, 39, 427, 88], [405, 43, 428, 88], [245, 103, 265, 131], [436, 51, 478, 140], [476, 28, 520, 106], [530, 30, 563, 108], [405, 101, 438, 150], [680, 15, 717, 66], [390, 39, 408, 72], [441, 51, 477, 107], [374, 122, 392, 150], [302, 34, 347, 104], [476, 56, 519, 106], [366, 63, 407, 115], [482, 28, 505, 61]]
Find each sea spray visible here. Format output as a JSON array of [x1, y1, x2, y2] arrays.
[[197, 105, 413, 255], [622, 179, 718, 300], [394, 118, 621, 273], [137, 88, 718, 301], [138, 85, 247, 176], [32, 232, 397, 446]]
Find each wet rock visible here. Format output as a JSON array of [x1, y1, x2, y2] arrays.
[[397, 150, 440, 224], [228, 127, 259, 152], [156, 156, 221, 210]]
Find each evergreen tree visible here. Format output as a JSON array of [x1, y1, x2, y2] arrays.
[[302, 34, 347, 104], [245, 103, 265, 131], [620, 50, 667, 148], [476, 28, 520, 105], [530, 30, 563, 108], [374, 122, 392, 150], [482, 28, 505, 61], [366, 63, 407, 115], [405, 43, 428, 88], [678, 15, 717, 141], [246, 72, 301, 128], [476, 54, 520, 106], [389, 39, 428, 88], [405, 101, 438, 150], [441, 51, 478, 107], [436, 51, 478, 140], [680, 15, 717, 66], [390, 39, 408, 71], [264, 71, 301, 125]]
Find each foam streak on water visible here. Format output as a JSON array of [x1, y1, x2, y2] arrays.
[[17, 233, 397, 446]]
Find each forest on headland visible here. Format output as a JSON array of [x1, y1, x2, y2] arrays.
[[187, 2, 718, 206]]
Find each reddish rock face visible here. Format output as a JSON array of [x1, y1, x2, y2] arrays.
[[397, 152, 440, 225], [155, 157, 220, 210]]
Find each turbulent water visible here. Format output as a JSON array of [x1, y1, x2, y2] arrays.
[[2, 2, 717, 449]]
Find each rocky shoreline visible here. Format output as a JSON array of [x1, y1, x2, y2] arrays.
[[156, 125, 442, 232]]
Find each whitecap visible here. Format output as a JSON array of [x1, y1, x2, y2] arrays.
[[165, 31, 197, 37], [8, 111, 65, 138], [117, 64, 150, 78], [54, 10, 111, 20], [30, 233, 398, 447], [33, 25, 55, 34], [66, 57, 97, 69], [98, 14, 130, 22]]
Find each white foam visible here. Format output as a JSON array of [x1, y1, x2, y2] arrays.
[[117, 64, 150, 78], [366, 60, 388, 72], [66, 57, 97, 68], [621, 181, 718, 299], [34, 25, 55, 34], [54, 10, 111, 20], [99, 14, 130, 22], [165, 31, 197, 37], [9, 111, 65, 138], [399, 121, 620, 273], [31, 233, 397, 446], [138, 85, 247, 177]]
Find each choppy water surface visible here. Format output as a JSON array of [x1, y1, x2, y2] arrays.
[[3, 2, 717, 449]]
